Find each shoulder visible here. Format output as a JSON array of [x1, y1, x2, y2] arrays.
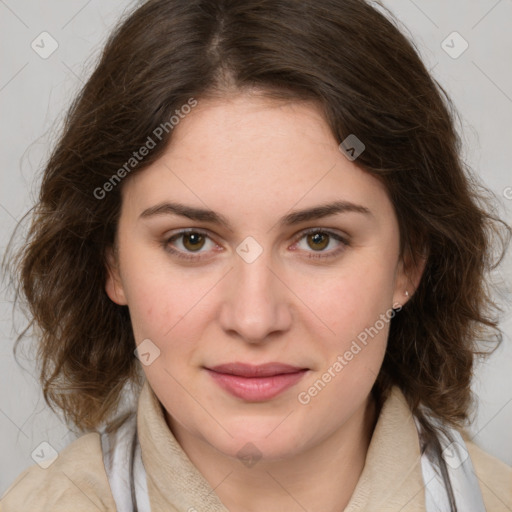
[[464, 437, 512, 511], [0, 432, 116, 512]]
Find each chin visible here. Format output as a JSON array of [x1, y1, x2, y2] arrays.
[[205, 424, 306, 462]]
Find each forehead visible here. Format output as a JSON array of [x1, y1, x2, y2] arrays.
[[121, 94, 394, 226], [166, 94, 336, 169]]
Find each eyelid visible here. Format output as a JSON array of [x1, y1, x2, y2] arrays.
[[164, 227, 219, 250], [290, 227, 350, 246], [288, 228, 350, 260], [163, 226, 350, 261], [162, 228, 222, 262]]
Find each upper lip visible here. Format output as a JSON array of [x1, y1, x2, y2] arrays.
[[206, 362, 307, 377]]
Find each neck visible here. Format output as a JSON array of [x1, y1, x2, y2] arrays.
[[166, 393, 378, 512]]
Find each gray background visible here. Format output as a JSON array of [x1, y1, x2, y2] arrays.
[[1, 0, 511, 495]]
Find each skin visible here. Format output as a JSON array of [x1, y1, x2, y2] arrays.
[[105, 91, 425, 512]]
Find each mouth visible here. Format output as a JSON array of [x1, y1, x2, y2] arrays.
[[204, 362, 309, 401]]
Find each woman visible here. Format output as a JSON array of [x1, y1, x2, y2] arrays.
[[1, 0, 511, 510]]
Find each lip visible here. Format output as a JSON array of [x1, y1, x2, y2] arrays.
[[208, 362, 306, 377], [205, 362, 308, 401]]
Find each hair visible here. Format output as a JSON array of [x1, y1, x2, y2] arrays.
[[4, 0, 511, 509]]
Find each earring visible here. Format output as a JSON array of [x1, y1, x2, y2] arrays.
[[405, 290, 409, 297]]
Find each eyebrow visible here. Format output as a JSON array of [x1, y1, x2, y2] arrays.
[[139, 200, 373, 230]]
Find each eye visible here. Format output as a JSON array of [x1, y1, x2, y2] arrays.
[[291, 228, 349, 259], [162, 227, 350, 262], [163, 229, 218, 261]]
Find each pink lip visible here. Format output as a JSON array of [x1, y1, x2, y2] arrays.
[[205, 362, 308, 401]]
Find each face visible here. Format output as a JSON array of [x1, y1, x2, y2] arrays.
[[105, 92, 418, 462]]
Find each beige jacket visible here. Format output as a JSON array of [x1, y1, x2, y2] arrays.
[[1, 379, 511, 511]]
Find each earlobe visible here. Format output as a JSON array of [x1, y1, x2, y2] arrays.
[[104, 246, 127, 305], [393, 249, 428, 308]]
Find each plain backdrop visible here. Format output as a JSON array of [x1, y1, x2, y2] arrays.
[[1, 0, 511, 495]]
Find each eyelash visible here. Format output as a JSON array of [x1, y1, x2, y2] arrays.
[[162, 228, 350, 262]]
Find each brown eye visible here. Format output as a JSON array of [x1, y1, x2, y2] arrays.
[[182, 232, 206, 252], [306, 232, 329, 251], [293, 229, 350, 260], [163, 229, 217, 261]]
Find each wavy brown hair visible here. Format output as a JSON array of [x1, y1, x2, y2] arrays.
[[4, 0, 511, 507]]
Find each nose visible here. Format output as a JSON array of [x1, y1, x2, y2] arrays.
[[218, 248, 293, 344]]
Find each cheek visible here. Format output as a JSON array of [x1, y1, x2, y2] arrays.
[[118, 258, 175, 345], [125, 282, 193, 344], [296, 255, 395, 398], [293, 257, 396, 342], [119, 254, 217, 368], [117, 239, 181, 331]]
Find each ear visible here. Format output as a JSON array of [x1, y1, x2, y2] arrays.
[[392, 246, 427, 308], [105, 246, 128, 305]]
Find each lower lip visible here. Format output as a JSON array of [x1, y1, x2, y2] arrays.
[[205, 369, 308, 401]]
